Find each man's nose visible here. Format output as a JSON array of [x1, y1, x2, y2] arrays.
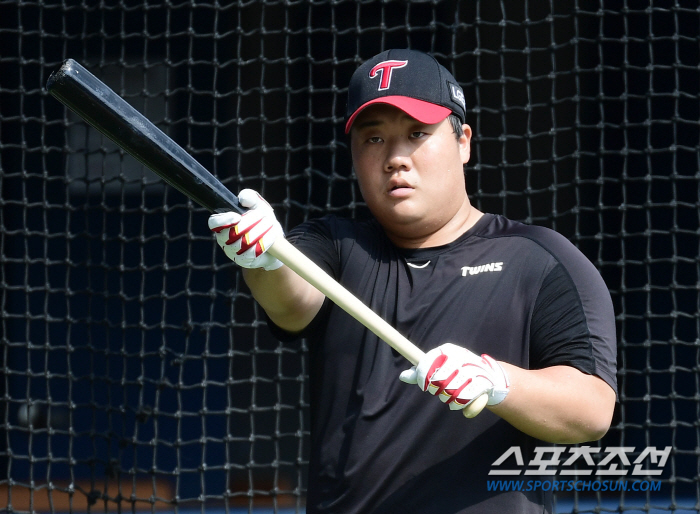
[[384, 141, 412, 172]]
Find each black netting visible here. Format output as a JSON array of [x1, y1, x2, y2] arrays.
[[1, 0, 699, 512]]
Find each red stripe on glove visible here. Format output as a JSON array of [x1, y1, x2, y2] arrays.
[[238, 225, 272, 257], [443, 377, 473, 405], [210, 223, 234, 234], [424, 353, 448, 391]]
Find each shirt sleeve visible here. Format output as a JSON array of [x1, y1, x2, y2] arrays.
[[284, 216, 341, 278], [529, 262, 618, 394], [264, 217, 339, 342]]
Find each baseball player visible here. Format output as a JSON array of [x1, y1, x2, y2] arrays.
[[209, 49, 617, 513]]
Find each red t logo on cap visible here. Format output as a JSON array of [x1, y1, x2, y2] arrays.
[[369, 60, 408, 91]]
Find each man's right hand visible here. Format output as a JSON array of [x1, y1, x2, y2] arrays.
[[208, 189, 284, 271]]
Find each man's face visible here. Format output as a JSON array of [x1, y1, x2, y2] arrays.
[[350, 104, 472, 244]]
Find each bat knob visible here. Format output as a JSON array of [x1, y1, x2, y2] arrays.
[[462, 393, 489, 418]]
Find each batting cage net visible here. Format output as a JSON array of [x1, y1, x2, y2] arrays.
[[1, 0, 698, 512]]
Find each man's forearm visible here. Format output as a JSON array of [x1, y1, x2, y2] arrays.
[[489, 364, 616, 444], [242, 266, 325, 333]]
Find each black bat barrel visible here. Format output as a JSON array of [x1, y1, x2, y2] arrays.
[[46, 59, 242, 214]]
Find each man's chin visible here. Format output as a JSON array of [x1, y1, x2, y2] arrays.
[[369, 201, 414, 217], [371, 208, 427, 233]]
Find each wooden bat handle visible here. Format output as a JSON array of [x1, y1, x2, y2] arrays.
[[267, 238, 489, 418]]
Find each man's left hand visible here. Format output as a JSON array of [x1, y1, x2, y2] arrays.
[[399, 343, 510, 410]]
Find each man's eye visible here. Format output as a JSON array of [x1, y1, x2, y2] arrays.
[[411, 131, 426, 138], [368, 136, 383, 143]]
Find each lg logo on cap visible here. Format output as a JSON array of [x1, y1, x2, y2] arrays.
[[449, 83, 466, 109], [369, 60, 408, 90]]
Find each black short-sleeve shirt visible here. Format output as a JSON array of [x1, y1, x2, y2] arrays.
[[268, 213, 617, 514]]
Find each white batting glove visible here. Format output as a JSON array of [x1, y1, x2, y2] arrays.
[[399, 343, 510, 410], [208, 189, 284, 271]]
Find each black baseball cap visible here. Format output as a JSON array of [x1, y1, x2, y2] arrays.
[[345, 49, 466, 134]]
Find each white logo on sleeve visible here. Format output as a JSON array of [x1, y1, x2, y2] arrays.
[[461, 262, 503, 276]]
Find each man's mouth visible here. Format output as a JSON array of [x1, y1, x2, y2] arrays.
[[388, 183, 414, 197]]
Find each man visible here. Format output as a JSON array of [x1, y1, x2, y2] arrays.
[[209, 49, 617, 513]]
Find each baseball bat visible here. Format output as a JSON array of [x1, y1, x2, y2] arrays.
[[46, 59, 488, 418]]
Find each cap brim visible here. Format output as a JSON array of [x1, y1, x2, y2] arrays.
[[345, 96, 452, 133]]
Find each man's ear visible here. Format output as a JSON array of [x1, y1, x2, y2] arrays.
[[459, 124, 472, 165]]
